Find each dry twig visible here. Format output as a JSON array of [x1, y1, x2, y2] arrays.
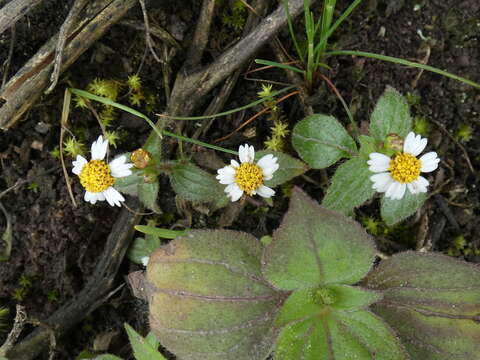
[[46, 0, 90, 94], [0, 0, 42, 36]]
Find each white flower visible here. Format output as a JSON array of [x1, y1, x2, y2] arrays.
[[368, 132, 440, 200], [141, 256, 149, 267], [72, 135, 133, 206], [216, 144, 279, 202]]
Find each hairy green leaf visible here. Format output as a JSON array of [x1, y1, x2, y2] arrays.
[[363, 251, 480, 360], [127, 234, 161, 265], [322, 157, 376, 214], [115, 172, 160, 212], [292, 114, 357, 169], [138, 181, 160, 213], [124, 323, 166, 360], [262, 188, 376, 290], [255, 150, 309, 187], [169, 162, 227, 206], [146, 230, 282, 360], [274, 309, 407, 360], [381, 191, 427, 226], [369, 87, 412, 141]]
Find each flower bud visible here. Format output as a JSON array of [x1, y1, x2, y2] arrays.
[[130, 148, 151, 169], [384, 133, 403, 152]]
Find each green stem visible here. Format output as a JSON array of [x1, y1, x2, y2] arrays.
[[69, 88, 238, 155], [162, 130, 238, 155], [325, 50, 480, 89], [283, 0, 304, 62], [314, 0, 363, 58]]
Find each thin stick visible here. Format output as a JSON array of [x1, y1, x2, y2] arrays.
[[0, 0, 42, 36], [1, 25, 15, 88], [185, 0, 216, 68], [59, 89, 77, 207], [138, 0, 162, 63], [213, 90, 300, 143], [0, 305, 26, 356], [431, 118, 475, 174], [46, 0, 89, 94]]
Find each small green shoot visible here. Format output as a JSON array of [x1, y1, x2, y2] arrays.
[[456, 123, 473, 142]]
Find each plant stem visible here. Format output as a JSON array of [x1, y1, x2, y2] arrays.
[[325, 50, 480, 89]]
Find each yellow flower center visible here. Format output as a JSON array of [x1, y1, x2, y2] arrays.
[[235, 163, 264, 195], [79, 160, 115, 192], [389, 153, 421, 183]]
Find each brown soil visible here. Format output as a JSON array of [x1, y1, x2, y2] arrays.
[[0, 0, 479, 358]]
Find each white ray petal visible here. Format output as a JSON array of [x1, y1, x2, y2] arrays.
[[72, 155, 88, 175], [403, 132, 416, 154], [256, 185, 275, 198], [91, 135, 108, 160], [225, 183, 243, 202], [103, 186, 125, 207], [238, 144, 248, 163], [368, 153, 391, 172], [420, 152, 440, 172], [109, 156, 133, 178], [84, 191, 99, 204], [370, 173, 393, 192]]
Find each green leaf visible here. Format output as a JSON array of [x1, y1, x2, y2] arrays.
[[292, 114, 357, 169], [91, 355, 123, 360], [143, 132, 162, 163], [127, 234, 161, 265], [363, 251, 480, 360], [275, 288, 323, 327], [128, 226, 187, 265], [138, 181, 160, 213], [274, 309, 408, 360], [275, 285, 381, 328], [115, 172, 160, 212], [145, 332, 160, 348], [274, 319, 327, 360], [255, 150, 309, 187], [358, 135, 378, 160], [328, 284, 382, 311], [146, 230, 282, 360], [135, 225, 187, 239], [262, 187, 376, 290], [369, 87, 412, 141], [114, 172, 142, 196], [169, 162, 228, 206], [322, 157, 376, 214], [381, 191, 427, 226], [124, 323, 166, 360]]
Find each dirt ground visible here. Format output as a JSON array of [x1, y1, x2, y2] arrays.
[[0, 0, 479, 358]]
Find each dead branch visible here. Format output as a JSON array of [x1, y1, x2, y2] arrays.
[[46, 0, 90, 94], [119, 19, 180, 49], [138, 0, 162, 63], [0, 0, 138, 130], [192, 0, 269, 139], [6, 199, 142, 360], [185, 0, 216, 68], [164, 0, 318, 118], [0, 0, 42, 36]]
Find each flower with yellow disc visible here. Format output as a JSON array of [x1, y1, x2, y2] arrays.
[[368, 132, 440, 200], [216, 144, 279, 202], [72, 135, 133, 206]]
